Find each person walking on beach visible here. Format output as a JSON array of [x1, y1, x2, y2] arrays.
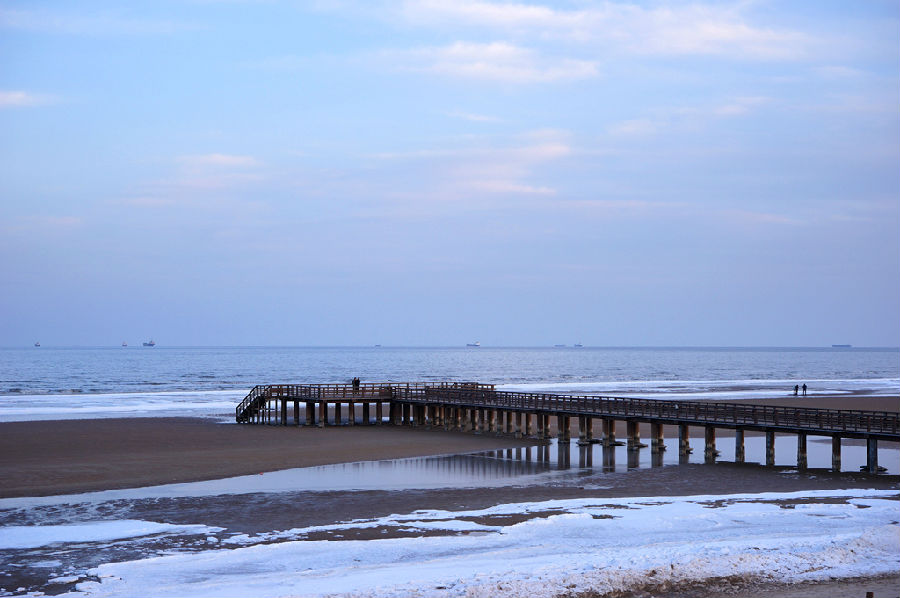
[[802, 383, 807, 396], [793, 384, 799, 396]]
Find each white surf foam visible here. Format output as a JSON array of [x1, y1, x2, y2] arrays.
[[0, 390, 245, 422]]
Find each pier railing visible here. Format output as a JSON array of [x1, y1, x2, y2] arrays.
[[235, 382, 493, 422], [404, 386, 899, 436], [237, 382, 899, 438]]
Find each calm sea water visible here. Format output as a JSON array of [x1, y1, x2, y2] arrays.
[[0, 346, 897, 421]]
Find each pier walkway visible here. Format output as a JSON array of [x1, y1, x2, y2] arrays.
[[236, 382, 899, 473]]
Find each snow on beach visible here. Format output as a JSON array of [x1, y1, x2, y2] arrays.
[[63, 490, 899, 598], [0, 520, 223, 550]]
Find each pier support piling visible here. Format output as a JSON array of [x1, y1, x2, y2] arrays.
[[704, 426, 718, 463], [797, 432, 807, 470], [626, 421, 645, 451], [765, 431, 775, 467], [866, 438, 879, 473], [831, 436, 841, 472], [650, 422, 665, 453], [678, 424, 691, 455], [735, 428, 745, 463], [603, 418, 618, 447], [557, 414, 571, 443]]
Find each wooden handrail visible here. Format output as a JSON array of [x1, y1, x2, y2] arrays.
[[236, 382, 899, 437]]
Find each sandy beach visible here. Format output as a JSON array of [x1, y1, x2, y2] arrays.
[[1, 394, 897, 498], [2, 393, 898, 597], [0, 418, 541, 498]]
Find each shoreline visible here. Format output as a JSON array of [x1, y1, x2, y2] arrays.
[[0, 418, 541, 498], [1, 395, 897, 498], [3, 397, 899, 598]]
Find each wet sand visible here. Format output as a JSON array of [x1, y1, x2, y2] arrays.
[[1, 394, 897, 498], [0, 418, 539, 498], [3, 397, 898, 598]]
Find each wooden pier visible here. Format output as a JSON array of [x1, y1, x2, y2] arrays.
[[236, 382, 899, 473]]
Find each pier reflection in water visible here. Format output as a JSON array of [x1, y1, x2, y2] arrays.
[[470, 434, 898, 475], [10, 434, 894, 504], [239, 434, 899, 495]]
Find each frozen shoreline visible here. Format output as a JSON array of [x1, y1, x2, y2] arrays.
[[44, 489, 899, 598]]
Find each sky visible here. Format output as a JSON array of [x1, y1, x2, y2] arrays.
[[1, 0, 898, 347]]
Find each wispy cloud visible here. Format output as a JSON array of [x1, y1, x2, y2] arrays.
[[375, 129, 571, 197], [110, 197, 176, 208], [0, 90, 56, 108], [713, 96, 771, 116], [608, 118, 657, 136], [722, 209, 801, 226], [398, 0, 811, 60], [162, 153, 264, 190], [446, 110, 502, 122], [609, 96, 773, 136], [178, 153, 260, 168], [0, 8, 193, 36], [389, 41, 598, 83]]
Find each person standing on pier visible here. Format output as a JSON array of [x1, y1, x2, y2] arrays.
[[794, 384, 799, 396], [802, 383, 807, 396]]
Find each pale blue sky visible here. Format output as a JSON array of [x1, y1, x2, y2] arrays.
[[1, 1, 898, 347]]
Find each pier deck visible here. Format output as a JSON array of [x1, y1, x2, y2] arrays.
[[236, 382, 899, 472]]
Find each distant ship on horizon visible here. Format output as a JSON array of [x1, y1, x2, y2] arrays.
[[142, 339, 156, 347], [832, 344, 852, 348], [122, 341, 128, 347], [466, 341, 481, 347], [34, 341, 40, 347]]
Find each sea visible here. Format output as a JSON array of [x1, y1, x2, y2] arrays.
[[1, 346, 898, 597], [1, 345, 898, 421]]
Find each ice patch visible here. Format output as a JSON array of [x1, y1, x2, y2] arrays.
[[0, 520, 223, 549], [61, 490, 899, 598]]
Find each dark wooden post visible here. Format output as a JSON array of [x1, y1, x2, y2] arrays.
[[650, 422, 664, 453], [704, 426, 717, 463], [831, 436, 841, 471], [866, 437, 879, 473], [797, 432, 807, 470], [678, 424, 691, 455], [765, 431, 775, 466], [627, 421, 644, 451], [557, 414, 571, 442], [603, 418, 617, 446]]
